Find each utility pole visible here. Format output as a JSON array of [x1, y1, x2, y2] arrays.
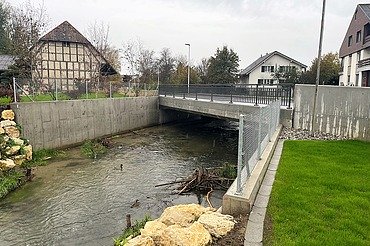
[[311, 0, 326, 135]]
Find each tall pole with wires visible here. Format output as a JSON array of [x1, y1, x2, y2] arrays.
[[311, 0, 326, 135]]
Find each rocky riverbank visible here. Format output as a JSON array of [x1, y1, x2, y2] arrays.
[[118, 204, 236, 246]]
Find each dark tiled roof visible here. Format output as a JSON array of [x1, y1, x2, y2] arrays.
[[359, 4, 370, 20], [239, 51, 307, 75], [39, 21, 89, 44], [240, 53, 270, 75], [0, 55, 16, 71]]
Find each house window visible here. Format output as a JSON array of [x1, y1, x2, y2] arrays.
[[364, 24, 370, 43], [348, 35, 353, 47], [347, 75, 351, 85], [261, 66, 274, 73], [62, 41, 70, 47], [356, 74, 359, 86], [258, 79, 263, 84], [357, 31, 362, 43]]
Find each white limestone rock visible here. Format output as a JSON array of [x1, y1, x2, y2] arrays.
[[197, 211, 236, 238]]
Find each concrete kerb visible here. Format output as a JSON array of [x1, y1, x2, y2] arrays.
[[221, 124, 282, 216], [244, 140, 285, 245]]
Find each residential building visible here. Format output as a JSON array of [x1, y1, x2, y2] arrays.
[[339, 4, 370, 87], [239, 51, 307, 84], [33, 21, 117, 91]]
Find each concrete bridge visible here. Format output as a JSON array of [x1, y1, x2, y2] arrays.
[[158, 84, 294, 127]]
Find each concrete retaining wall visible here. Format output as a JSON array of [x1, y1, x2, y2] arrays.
[[294, 85, 370, 140], [11, 97, 160, 150]]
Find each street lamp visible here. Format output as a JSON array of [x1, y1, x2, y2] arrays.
[[185, 43, 190, 94]]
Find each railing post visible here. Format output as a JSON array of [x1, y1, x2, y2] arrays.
[[257, 107, 262, 160], [173, 91, 175, 98], [109, 81, 112, 98], [195, 92, 198, 100], [183, 93, 185, 99], [211, 93, 213, 102], [236, 114, 244, 194], [55, 79, 58, 101], [12, 77, 17, 103], [164, 91, 167, 97], [255, 84, 259, 106], [230, 93, 233, 104], [288, 85, 292, 109], [268, 103, 272, 141]]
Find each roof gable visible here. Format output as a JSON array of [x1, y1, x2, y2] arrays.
[[240, 51, 306, 75], [339, 4, 370, 58], [39, 21, 89, 44]]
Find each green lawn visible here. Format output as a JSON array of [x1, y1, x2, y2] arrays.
[[266, 140, 370, 246]]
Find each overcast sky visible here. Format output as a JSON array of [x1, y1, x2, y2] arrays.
[[8, 0, 363, 72]]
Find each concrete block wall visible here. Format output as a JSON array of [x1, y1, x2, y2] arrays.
[[294, 85, 370, 140], [11, 97, 160, 150]]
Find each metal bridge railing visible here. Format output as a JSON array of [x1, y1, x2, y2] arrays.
[[236, 99, 281, 194], [159, 84, 293, 108]]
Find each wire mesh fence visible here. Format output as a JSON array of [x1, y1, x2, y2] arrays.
[[11, 77, 158, 103], [236, 99, 281, 194]]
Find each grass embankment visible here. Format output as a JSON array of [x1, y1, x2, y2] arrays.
[[0, 149, 65, 199], [266, 140, 370, 245]]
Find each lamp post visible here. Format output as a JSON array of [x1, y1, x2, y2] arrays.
[[185, 43, 190, 94]]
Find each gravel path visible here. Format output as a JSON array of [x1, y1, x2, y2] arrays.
[[279, 127, 349, 141]]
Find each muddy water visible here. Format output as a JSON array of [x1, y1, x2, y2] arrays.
[[0, 119, 238, 246]]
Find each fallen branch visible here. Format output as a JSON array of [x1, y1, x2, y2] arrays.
[[206, 188, 214, 208]]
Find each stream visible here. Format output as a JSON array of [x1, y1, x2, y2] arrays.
[[0, 119, 238, 245]]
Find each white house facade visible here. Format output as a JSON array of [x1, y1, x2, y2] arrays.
[[239, 51, 306, 85], [339, 4, 370, 87]]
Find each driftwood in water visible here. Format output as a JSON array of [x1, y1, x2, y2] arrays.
[[156, 167, 234, 195]]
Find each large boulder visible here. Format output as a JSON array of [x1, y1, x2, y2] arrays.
[[1, 110, 15, 120], [140, 220, 167, 243], [4, 126, 20, 138], [158, 222, 212, 246], [125, 235, 155, 246], [159, 204, 212, 227], [197, 212, 236, 238], [0, 159, 16, 170]]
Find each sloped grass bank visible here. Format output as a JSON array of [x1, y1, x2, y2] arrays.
[[266, 140, 370, 245]]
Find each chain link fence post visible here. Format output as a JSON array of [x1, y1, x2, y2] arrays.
[[257, 107, 262, 160], [236, 114, 244, 194], [12, 77, 17, 103], [110, 81, 112, 98]]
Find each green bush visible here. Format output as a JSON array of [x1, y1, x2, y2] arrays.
[[114, 215, 152, 246], [0, 96, 12, 106], [0, 170, 24, 199], [22, 148, 66, 168], [81, 140, 107, 159], [218, 162, 237, 179]]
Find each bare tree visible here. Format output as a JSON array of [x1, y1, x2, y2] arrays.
[[122, 39, 157, 87], [158, 48, 175, 84], [7, 0, 49, 80], [86, 21, 121, 73], [196, 58, 210, 84]]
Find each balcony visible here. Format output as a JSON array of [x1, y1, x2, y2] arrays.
[[365, 35, 370, 44], [357, 58, 370, 72]]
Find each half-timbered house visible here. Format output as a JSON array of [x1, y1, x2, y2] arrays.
[[33, 21, 117, 91]]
